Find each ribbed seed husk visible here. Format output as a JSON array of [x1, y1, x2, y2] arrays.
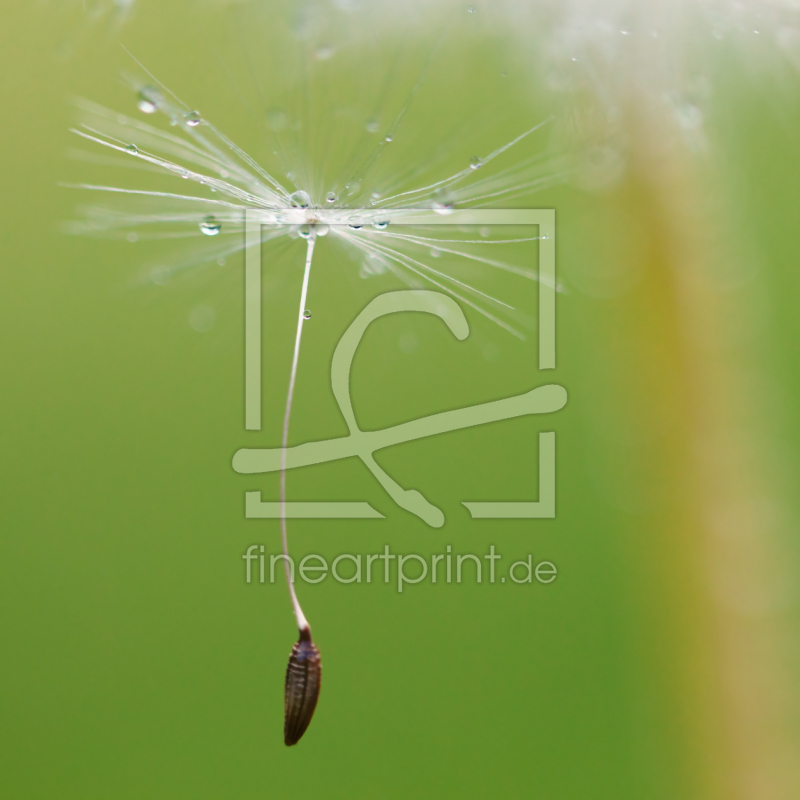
[[284, 629, 322, 746]]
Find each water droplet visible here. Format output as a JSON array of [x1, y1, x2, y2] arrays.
[[470, 156, 482, 170], [384, 134, 393, 142], [137, 86, 160, 114], [125, 144, 138, 155], [432, 189, 455, 215], [217, 257, 226, 267], [126, 232, 138, 243], [315, 44, 335, 60], [365, 119, 379, 134], [371, 191, 382, 200], [180, 170, 189, 179], [303, 309, 311, 320], [348, 217, 364, 229], [200, 216, 222, 236], [326, 191, 337, 204], [185, 110, 202, 127], [372, 220, 389, 230], [468, 5, 477, 12], [316, 224, 329, 237], [298, 224, 312, 239], [291, 190, 311, 209], [430, 248, 441, 258], [479, 226, 491, 238]]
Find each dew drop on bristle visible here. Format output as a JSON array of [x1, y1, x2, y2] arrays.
[[303, 309, 311, 320], [316, 224, 329, 237], [384, 134, 393, 142], [326, 192, 337, 204], [185, 111, 202, 127], [199, 216, 222, 236], [125, 144, 138, 155], [432, 189, 455, 214], [470, 156, 483, 170], [348, 217, 364, 229], [291, 191, 311, 209], [137, 89, 158, 114], [372, 220, 389, 230], [299, 224, 311, 239], [468, 4, 477, 12]]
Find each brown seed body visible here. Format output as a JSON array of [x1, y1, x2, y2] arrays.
[[284, 629, 321, 746]]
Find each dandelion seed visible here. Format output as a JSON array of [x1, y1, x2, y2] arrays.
[[284, 629, 321, 747], [68, 42, 559, 745]]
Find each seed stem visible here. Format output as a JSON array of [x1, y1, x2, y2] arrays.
[[280, 228, 316, 633]]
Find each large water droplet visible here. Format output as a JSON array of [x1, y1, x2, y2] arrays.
[[432, 189, 455, 214], [326, 191, 337, 204], [137, 86, 160, 114], [348, 217, 364, 229], [372, 220, 389, 230], [185, 111, 202, 127], [316, 224, 329, 237], [125, 144, 138, 155], [200, 215, 222, 236], [291, 190, 311, 209], [298, 224, 312, 239], [303, 309, 311, 320], [470, 156, 483, 170]]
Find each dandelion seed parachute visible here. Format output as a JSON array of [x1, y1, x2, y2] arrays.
[[66, 1, 565, 748]]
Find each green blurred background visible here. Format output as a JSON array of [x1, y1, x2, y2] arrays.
[[2, 1, 799, 798]]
